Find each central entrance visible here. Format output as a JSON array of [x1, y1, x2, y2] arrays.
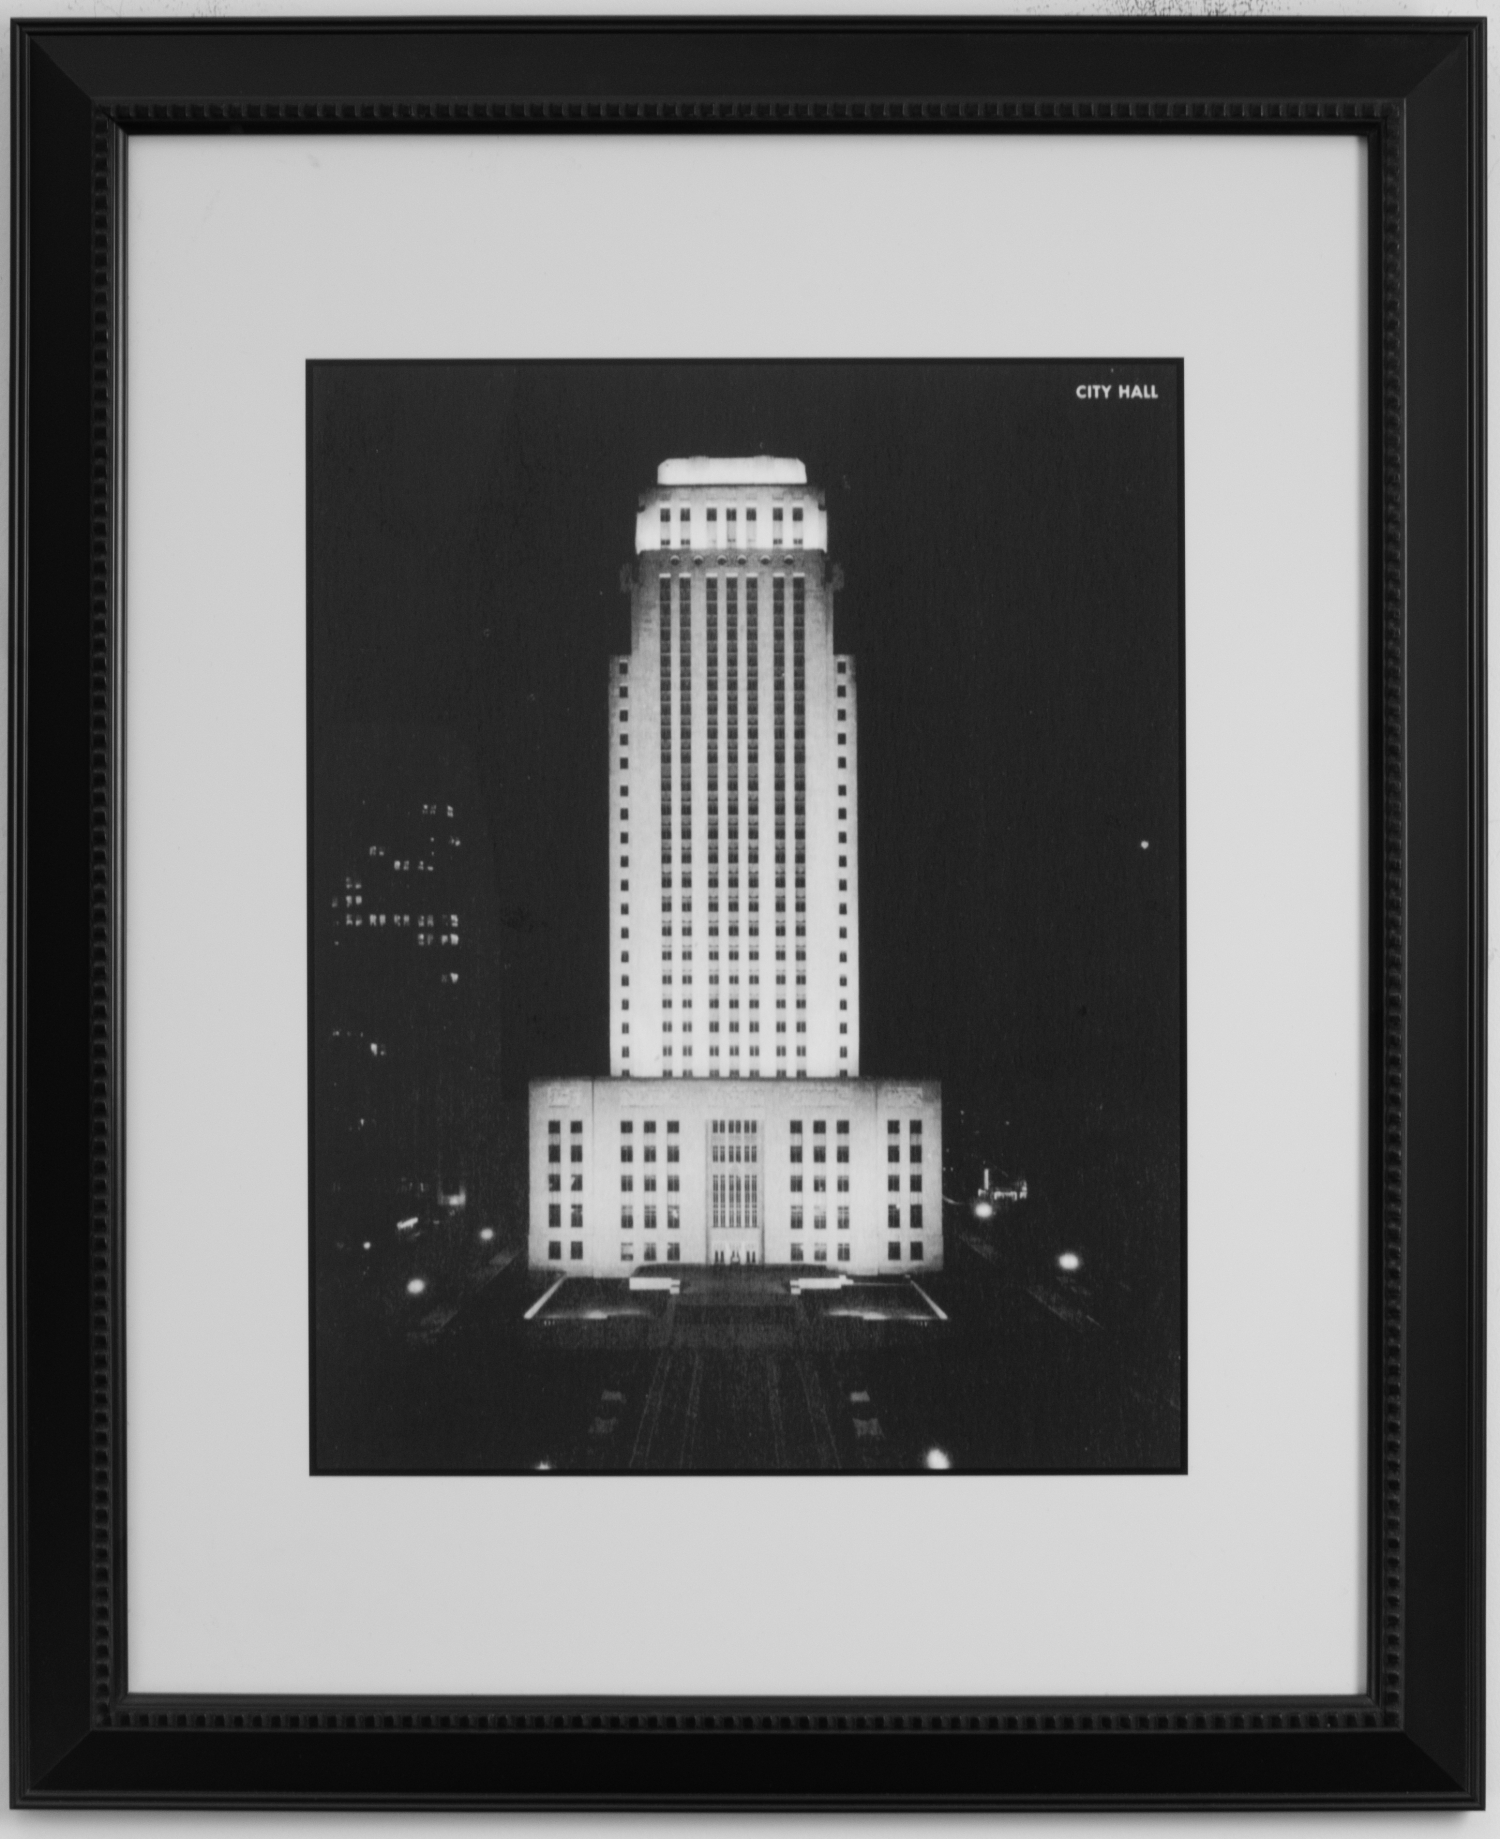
[[707, 1118, 763, 1265]]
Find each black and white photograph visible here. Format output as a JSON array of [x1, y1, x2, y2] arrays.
[[309, 359, 1185, 1475]]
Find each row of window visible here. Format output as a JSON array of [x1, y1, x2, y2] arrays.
[[598, 1202, 926, 1233], [547, 1240, 927, 1266], [555, 1140, 926, 1169], [656, 505, 806, 547]]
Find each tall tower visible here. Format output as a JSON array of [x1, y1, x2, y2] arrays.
[[528, 458, 940, 1279], [607, 457, 860, 1081]]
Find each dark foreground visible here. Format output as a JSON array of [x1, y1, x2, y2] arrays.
[[314, 1223, 1182, 1474]]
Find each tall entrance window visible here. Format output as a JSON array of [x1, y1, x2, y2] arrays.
[[708, 1118, 763, 1262]]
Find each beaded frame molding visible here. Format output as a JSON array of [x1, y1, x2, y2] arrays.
[[8, 15, 1485, 1812]]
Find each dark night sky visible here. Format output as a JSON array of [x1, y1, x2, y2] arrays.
[[310, 360, 1182, 1225]]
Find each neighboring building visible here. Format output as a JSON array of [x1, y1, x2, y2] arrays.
[[529, 458, 941, 1275], [315, 730, 505, 1263]]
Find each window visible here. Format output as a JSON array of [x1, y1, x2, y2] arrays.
[[571, 1145, 582, 1163], [814, 1209, 826, 1231], [837, 1206, 849, 1231], [548, 1241, 561, 1262], [548, 1203, 561, 1228], [620, 1146, 634, 1164], [790, 1206, 803, 1231], [888, 1242, 902, 1262], [888, 1205, 900, 1231], [571, 1204, 583, 1230], [837, 1243, 850, 1263], [814, 1245, 828, 1263], [621, 1242, 634, 1262], [572, 1121, 583, 1134], [620, 1174, 633, 1193], [836, 1146, 849, 1164], [569, 1241, 584, 1261], [910, 1120, 923, 1136], [790, 1145, 803, 1164], [813, 1147, 826, 1164], [548, 1121, 560, 1135], [790, 1244, 804, 1262], [644, 1205, 657, 1230], [791, 1176, 803, 1193], [667, 1243, 681, 1262], [548, 1173, 561, 1193], [621, 1207, 634, 1230], [836, 1120, 849, 1135], [548, 1144, 560, 1164], [888, 1120, 900, 1135], [837, 1176, 849, 1194], [888, 1145, 900, 1163], [888, 1175, 900, 1193], [644, 1243, 658, 1263], [571, 1174, 583, 1193], [911, 1204, 924, 1231], [667, 1206, 680, 1230], [910, 1145, 923, 1164]]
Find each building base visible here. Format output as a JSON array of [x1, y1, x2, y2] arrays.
[[529, 1076, 941, 1277]]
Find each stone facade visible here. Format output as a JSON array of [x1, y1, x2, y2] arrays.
[[609, 457, 858, 1079], [530, 1076, 942, 1276], [527, 458, 941, 1277]]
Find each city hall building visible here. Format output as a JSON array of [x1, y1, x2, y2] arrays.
[[529, 457, 943, 1276]]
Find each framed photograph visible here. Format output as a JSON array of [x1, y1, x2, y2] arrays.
[[9, 14, 1484, 1811]]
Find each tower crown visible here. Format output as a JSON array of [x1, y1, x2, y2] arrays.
[[636, 455, 827, 556]]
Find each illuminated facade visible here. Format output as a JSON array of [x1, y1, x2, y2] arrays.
[[528, 458, 940, 1276]]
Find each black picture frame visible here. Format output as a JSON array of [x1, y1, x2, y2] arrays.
[[7, 14, 1484, 1811]]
